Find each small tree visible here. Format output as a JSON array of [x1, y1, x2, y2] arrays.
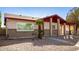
[[36, 19, 44, 39]]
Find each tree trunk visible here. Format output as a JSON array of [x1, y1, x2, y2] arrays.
[[38, 25, 42, 39], [76, 25, 78, 35]]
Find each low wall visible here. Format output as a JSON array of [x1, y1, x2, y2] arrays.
[[52, 30, 58, 36], [7, 29, 35, 38], [44, 30, 50, 36], [44, 30, 57, 36], [7, 29, 64, 39], [0, 28, 6, 36]]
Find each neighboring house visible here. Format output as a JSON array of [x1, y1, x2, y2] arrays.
[[4, 13, 76, 38]]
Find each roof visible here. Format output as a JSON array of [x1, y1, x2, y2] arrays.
[[4, 13, 75, 25], [4, 13, 39, 21], [42, 14, 75, 25], [4, 13, 38, 25], [5, 17, 36, 22]]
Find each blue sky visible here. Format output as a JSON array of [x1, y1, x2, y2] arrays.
[[0, 7, 73, 19]]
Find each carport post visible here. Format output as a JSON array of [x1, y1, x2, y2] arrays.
[[57, 19, 60, 36], [5, 20, 8, 39], [64, 23, 66, 36], [61, 24, 63, 35], [49, 18, 53, 37]]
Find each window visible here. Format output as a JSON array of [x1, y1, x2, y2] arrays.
[[52, 25, 56, 30], [16, 22, 34, 31]]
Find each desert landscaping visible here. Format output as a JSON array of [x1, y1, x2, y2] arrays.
[[0, 36, 79, 51]]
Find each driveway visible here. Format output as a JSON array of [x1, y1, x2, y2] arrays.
[[0, 37, 79, 51]]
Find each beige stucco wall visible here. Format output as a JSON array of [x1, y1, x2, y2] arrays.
[[44, 22, 74, 35], [52, 22, 57, 30], [6, 19, 38, 30], [66, 25, 69, 31], [65, 25, 74, 34], [44, 22, 58, 36], [6, 19, 38, 38], [44, 22, 57, 30], [60, 25, 64, 35], [65, 25, 74, 31], [44, 22, 49, 29]]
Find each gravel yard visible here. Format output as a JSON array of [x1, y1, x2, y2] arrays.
[[0, 37, 79, 51]]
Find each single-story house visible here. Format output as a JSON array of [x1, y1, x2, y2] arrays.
[[4, 13, 76, 38]]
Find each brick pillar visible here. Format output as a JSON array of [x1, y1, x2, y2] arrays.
[[5, 19, 8, 38], [57, 19, 60, 36], [49, 18, 53, 36], [61, 25, 63, 35], [64, 23, 66, 36]]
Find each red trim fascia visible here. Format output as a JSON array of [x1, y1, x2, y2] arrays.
[[43, 15, 75, 25], [43, 15, 66, 24], [5, 17, 36, 22]]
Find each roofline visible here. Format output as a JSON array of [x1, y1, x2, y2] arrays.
[[42, 14, 58, 19], [42, 14, 66, 21], [5, 17, 36, 22], [4, 13, 39, 19], [42, 14, 75, 25], [4, 13, 75, 25]]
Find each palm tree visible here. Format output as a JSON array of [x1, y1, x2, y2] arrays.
[[66, 7, 79, 34], [36, 19, 44, 39]]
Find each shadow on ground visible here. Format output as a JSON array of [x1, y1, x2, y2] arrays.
[[0, 36, 78, 47]]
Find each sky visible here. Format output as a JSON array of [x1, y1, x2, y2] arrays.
[[0, 7, 73, 27], [0, 7, 73, 19]]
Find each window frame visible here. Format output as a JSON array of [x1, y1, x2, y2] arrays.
[[16, 22, 35, 32]]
